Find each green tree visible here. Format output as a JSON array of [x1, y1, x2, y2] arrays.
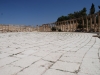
[[57, 7, 87, 22], [57, 16, 69, 22], [90, 3, 95, 14], [98, 6, 100, 12], [51, 27, 56, 31], [81, 7, 87, 16], [98, 6, 100, 9]]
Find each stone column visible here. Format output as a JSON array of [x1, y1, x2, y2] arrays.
[[56, 22, 58, 31], [63, 22, 65, 31], [19, 25, 21, 32], [44, 24, 46, 32], [44, 25, 45, 32], [60, 22, 62, 31], [62, 22, 64, 31], [71, 20, 73, 32], [45, 25, 47, 32], [5, 25, 7, 32], [61, 22, 62, 31], [36, 25, 38, 31], [46, 24, 48, 32], [2, 24, 3, 33], [64, 21, 66, 32], [90, 16, 92, 31], [56, 23, 57, 31], [62, 21, 64, 31], [63, 21, 64, 32], [76, 19, 79, 31], [47, 24, 48, 32], [48, 24, 50, 32], [32, 26, 34, 32], [58, 22, 60, 31], [98, 12, 100, 32], [94, 14, 96, 32], [47, 24, 49, 32], [54, 23, 57, 32], [69, 21, 70, 32], [65, 21, 67, 32], [64, 21, 66, 31], [72, 20, 74, 32], [49, 24, 51, 32], [43, 25, 45, 32], [68, 20, 69, 32], [66, 21, 68, 32], [25, 26, 27, 32], [82, 18, 84, 31], [50, 23, 52, 32], [75, 20, 77, 31], [70, 20, 71, 32], [86, 17, 88, 32], [12, 25, 13, 32], [38, 26, 39, 32], [7, 25, 9, 32]]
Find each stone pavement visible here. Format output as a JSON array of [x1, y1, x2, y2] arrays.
[[0, 32, 100, 75]]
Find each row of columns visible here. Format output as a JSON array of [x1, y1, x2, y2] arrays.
[[41, 20, 78, 32], [41, 12, 100, 32]]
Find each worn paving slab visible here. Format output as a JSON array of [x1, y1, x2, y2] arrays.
[[0, 32, 100, 75]]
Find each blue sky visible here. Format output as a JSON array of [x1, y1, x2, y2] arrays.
[[0, 0, 100, 26]]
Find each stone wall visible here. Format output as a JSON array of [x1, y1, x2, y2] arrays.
[[0, 25, 35, 33]]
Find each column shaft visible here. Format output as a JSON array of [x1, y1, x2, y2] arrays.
[[86, 17, 88, 32]]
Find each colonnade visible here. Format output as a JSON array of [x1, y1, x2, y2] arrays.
[[39, 12, 100, 32]]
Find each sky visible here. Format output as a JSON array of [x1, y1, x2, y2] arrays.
[[0, 0, 100, 26]]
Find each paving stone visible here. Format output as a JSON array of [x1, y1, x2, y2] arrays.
[[85, 50, 98, 59], [6, 49, 24, 54], [0, 53, 11, 59], [17, 60, 53, 75], [79, 58, 100, 75], [0, 57, 19, 67], [78, 72, 94, 75], [33, 51, 50, 57], [51, 61, 80, 72], [59, 56, 82, 63], [0, 64, 22, 75], [42, 52, 62, 62], [0, 32, 100, 75], [63, 52, 76, 57], [43, 69, 76, 75], [21, 50, 37, 55], [12, 56, 41, 68], [13, 54, 28, 58]]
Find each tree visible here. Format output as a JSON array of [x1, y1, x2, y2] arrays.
[[56, 7, 87, 22], [51, 27, 56, 31], [98, 6, 100, 12], [57, 16, 69, 22], [90, 3, 95, 14], [81, 7, 87, 16], [98, 6, 100, 9]]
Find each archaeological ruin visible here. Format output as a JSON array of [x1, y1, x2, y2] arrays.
[[0, 12, 100, 33]]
